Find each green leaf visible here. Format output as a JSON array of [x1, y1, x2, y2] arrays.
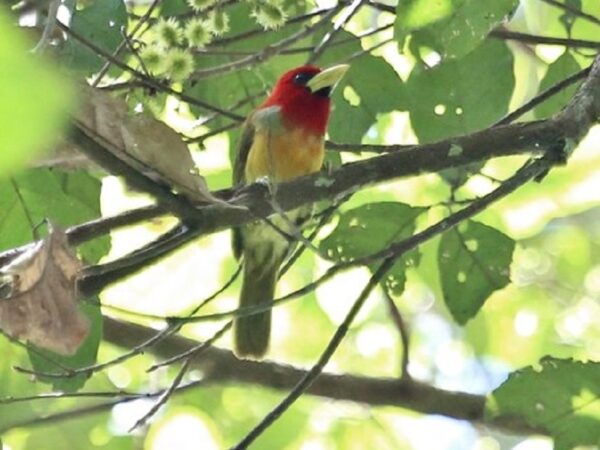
[[329, 54, 406, 143], [406, 39, 514, 143], [0, 169, 107, 391], [438, 220, 515, 324], [559, 0, 582, 32], [28, 302, 103, 392], [534, 51, 582, 119], [396, 0, 518, 59], [328, 93, 373, 144], [313, 30, 367, 142], [320, 202, 424, 295], [0, 11, 72, 174], [0, 169, 109, 264], [406, 39, 513, 186], [61, 0, 128, 74], [489, 357, 600, 450], [395, 0, 456, 32]]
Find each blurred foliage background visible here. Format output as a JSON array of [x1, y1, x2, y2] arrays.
[[1, 0, 600, 449]]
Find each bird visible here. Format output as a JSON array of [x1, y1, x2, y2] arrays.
[[232, 64, 349, 358]]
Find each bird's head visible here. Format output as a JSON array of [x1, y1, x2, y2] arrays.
[[262, 64, 349, 136]]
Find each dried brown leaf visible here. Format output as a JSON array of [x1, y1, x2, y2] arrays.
[[0, 227, 88, 355], [75, 84, 219, 203]]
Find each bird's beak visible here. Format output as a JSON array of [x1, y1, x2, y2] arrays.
[[306, 64, 349, 95]]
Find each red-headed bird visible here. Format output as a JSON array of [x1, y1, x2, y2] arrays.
[[232, 64, 349, 358]]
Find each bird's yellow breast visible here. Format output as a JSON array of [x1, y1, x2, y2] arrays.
[[244, 126, 325, 183]]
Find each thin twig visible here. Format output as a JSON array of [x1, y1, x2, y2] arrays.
[[0, 379, 205, 432], [190, 6, 342, 81], [92, 0, 162, 86], [307, 0, 367, 64], [262, 198, 326, 259], [0, 390, 139, 404], [540, 0, 600, 27], [147, 321, 232, 372], [119, 27, 151, 78], [15, 264, 242, 379], [14, 326, 173, 378], [278, 193, 352, 278], [129, 358, 191, 431], [366, 0, 395, 14], [186, 122, 240, 145], [231, 157, 555, 448], [383, 287, 410, 380], [68, 205, 167, 246], [490, 29, 600, 49], [494, 65, 590, 126], [343, 37, 394, 63], [56, 20, 245, 121], [31, 0, 59, 53], [233, 256, 397, 449], [0, 329, 72, 374], [207, 6, 334, 48]]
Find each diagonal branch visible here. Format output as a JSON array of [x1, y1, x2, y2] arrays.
[[3, 57, 599, 299], [490, 29, 600, 49]]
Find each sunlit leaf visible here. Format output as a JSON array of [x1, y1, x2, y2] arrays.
[[329, 55, 406, 143], [438, 220, 515, 324], [320, 202, 424, 295], [406, 39, 513, 186], [489, 357, 600, 450], [396, 0, 518, 59], [395, 0, 455, 31], [406, 39, 514, 143], [0, 11, 72, 174]]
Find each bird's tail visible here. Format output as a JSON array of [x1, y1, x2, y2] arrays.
[[234, 254, 279, 359]]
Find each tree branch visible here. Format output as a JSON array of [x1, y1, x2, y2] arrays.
[[490, 29, 600, 49], [4, 57, 600, 304], [98, 317, 543, 436], [75, 114, 582, 296], [70, 125, 201, 220]]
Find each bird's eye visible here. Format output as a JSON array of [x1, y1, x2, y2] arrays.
[[293, 72, 314, 85]]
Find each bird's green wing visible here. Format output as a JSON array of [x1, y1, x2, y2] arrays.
[[232, 117, 256, 259], [233, 118, 256, 187]]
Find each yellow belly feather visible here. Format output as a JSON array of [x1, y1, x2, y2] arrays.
[[245, 126, 324, 183]]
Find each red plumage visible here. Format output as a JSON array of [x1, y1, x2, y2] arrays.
[[262, 65, 332, 136]]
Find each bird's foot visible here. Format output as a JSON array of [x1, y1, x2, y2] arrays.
[[255, 175, 277, 197]]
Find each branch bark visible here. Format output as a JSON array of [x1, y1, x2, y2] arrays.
[[101, 317, 543, 436]]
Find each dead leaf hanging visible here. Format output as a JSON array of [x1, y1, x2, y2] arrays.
[[0, 226, 88, 355], [73, 84, 220, 204]]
